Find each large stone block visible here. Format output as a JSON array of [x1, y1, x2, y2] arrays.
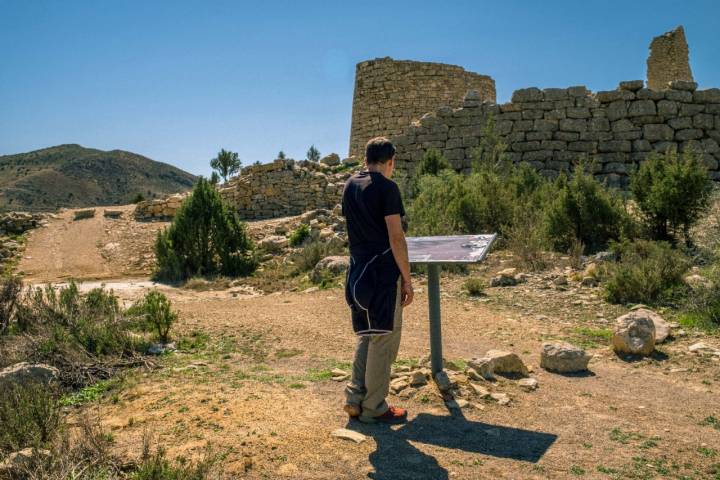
[[628, 100, 657, 117], [512, 87, 543, 103], [559, 118, 587, 132], [643, 124, 674, 141]]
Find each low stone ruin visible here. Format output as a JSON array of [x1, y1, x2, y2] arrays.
[[135, 159, 351, 221]]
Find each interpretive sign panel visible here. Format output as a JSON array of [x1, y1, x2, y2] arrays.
[[407, 234, 496, 264]]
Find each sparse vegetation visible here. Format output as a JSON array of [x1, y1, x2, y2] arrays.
[[631, 149, 713, 244], [154, 178, 257, 281], [288, 224, 311, 247], [306, 145, 321, 162], [462, 277, 486, 296], [133, 290, 178, 343], [0, 381, 61, 456], [0, 276, 22, 335], [545, 163, 632, 254], [602, 240, 690, 305], [210, 148, 241, 183]]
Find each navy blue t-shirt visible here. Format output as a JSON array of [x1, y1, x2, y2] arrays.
[[341, 171, 405, 257]]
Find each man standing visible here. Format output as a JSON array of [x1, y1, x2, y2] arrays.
[[342, 137, 414, 424]]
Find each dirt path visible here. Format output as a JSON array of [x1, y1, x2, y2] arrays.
[[19, 211, 720, 479], [17, 208, 116, 281]]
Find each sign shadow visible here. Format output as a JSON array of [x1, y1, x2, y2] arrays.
[[348, 407, 557, 480]]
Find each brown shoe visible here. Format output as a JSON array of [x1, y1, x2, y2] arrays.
[[344, 404, 361, 418], [359, 406, 408, 424]]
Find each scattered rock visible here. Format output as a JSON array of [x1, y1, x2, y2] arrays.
[[319, 153, 341, 166], [467, 358, 494, 380], [390, 377, 409, 393], [490, 268, 518, 287], [490, 392, 511, 406], [540, 342, 592, 373], [518, 378, 539, 391], [331, 428, 366, 444], [434, 370, 454, 392], [684, 273, 712, 290], [612, 311, 656, 356], [147, 342, 176, 355], [688, 342, 719, 356], [485, 350, 529, 377], [470, 383, 491, 398], [632, 308, 671, 343], [0, 448, 50, 474], [258, 235, 289, 253], [310, 256, 349, 283], [0, 362, 60, 387], [593, 251, 617, 262], [409, 370, 428, 387], [553, 275, 568, 286], [331, 368, 349, 381], [580, 276, 598, 287]]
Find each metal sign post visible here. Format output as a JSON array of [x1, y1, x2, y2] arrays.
[[407, 234, 497, 378]]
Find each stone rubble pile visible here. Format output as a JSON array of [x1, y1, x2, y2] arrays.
[[135, 159, 353, 221]]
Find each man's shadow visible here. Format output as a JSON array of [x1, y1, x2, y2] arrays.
[[347, 406, 557, 480]]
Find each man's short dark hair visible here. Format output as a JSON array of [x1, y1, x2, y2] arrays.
[[365, 137, 396, 164]]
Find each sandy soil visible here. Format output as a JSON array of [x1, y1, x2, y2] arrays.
[[20, 207, 720, 479]]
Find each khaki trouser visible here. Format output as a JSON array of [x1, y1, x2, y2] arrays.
[[345, 278, 403, 418]]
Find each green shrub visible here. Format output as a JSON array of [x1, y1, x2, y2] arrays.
[[603, 240, 690, 305], [630, 149, 713, 243], [545, 163, 631, 254], [408, 161, 548, 239], [505, 211, 549, 271], [471, 114, 510, 172], [14, 282, 139, 358], [681, 266, 720, 331], [132, 193, 146, 204], [134, 291, 177, 343], [417, 148, 451, 177], [131, 444, 222, 480], [462, 278, 486, 296], [0, 381, 61, 455], [154, 178, 257, 281], [0, 276, 22, 335], [408, 170, 465, 235], [288, 224, 311, 247]]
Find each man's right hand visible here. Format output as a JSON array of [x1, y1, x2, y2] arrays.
[[401, 279, 414, 307]]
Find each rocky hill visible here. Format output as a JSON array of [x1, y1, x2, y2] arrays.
[[0, 144, 197, 212]]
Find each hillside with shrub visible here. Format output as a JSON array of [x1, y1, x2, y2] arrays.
[[0, 144, 197, 212]]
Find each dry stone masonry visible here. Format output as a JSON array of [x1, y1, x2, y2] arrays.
[[349, 57, 495, 158], [647, 26, 693, 91], [391, 80, 720, 188], [135, 159, 349, 220]]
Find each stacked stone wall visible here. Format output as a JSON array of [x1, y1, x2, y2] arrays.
[[135, 159, 348, 220], [391, 81, 720, 188], [349, 57, 495, 158]]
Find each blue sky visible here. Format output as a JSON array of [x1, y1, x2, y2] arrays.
[[1, 0, 719, 176]]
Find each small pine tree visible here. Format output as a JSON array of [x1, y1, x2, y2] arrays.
[[210, 149, 241, 182], [277, 150, 286, 160], [154, 178, 256, 281], [306, 145, 320, 162], [545, 163, 631, 253], [209, 171, 220, 185], [472, 115, 510, 173], [417, 149, 450, 176], [630, 149, 713, 244]]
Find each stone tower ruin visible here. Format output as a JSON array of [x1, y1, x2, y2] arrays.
[[646, 25, 694, 90], [348, 57, 495, 158]]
